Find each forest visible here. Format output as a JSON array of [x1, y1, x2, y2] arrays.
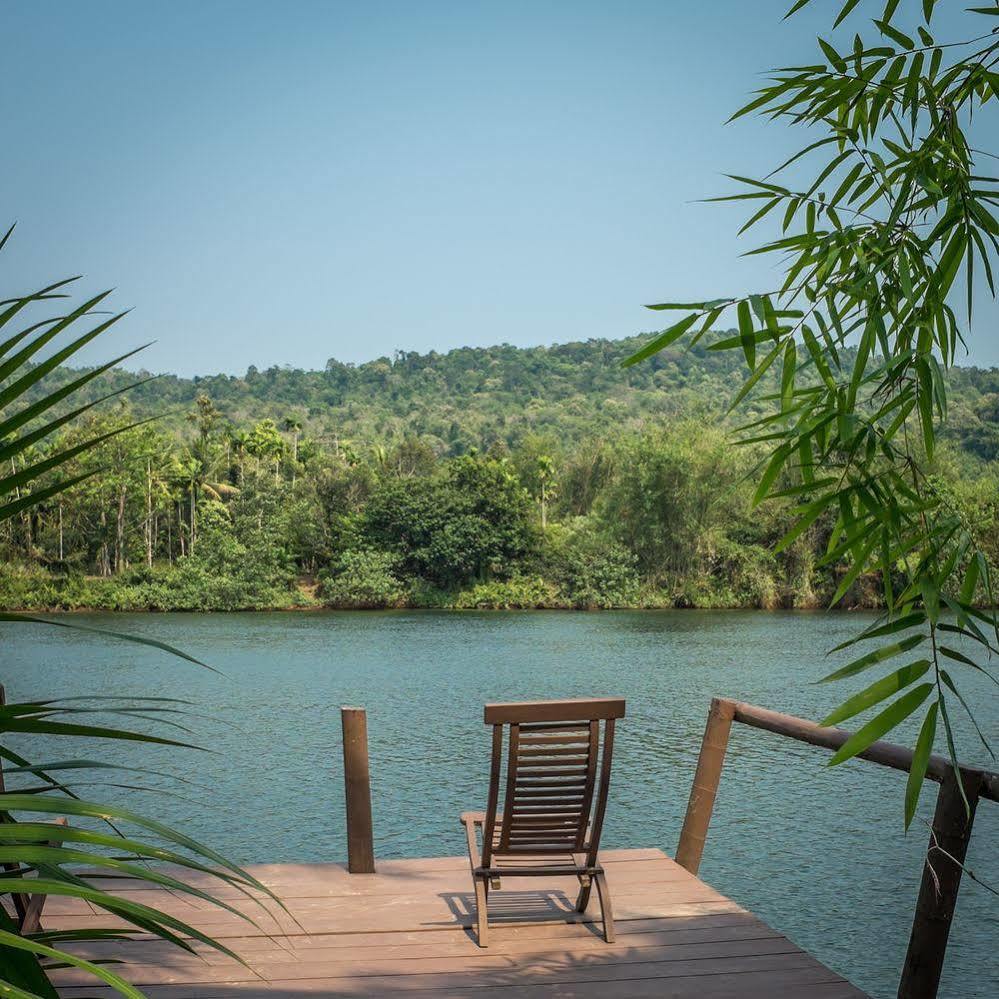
[[3, 333, 999, 611]]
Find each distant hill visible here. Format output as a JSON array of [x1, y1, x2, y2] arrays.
[[27, 332, 999, 458]]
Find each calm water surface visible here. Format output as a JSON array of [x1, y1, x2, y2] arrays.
[[3, 610, 996, 998]]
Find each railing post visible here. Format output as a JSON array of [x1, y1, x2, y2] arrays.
[[898, 768, 981, 999], [675, 697, 735, 875], [340, 706, 375, 874]]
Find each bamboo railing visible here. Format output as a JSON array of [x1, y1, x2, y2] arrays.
[[676, 697, 999, 999]]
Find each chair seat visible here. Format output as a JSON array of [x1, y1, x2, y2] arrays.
[[460, 811, 599, 874]]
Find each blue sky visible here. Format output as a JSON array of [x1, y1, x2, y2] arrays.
[[5, 0, 996, 375]]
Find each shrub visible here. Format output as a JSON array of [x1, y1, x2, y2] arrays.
[[452, 575, 560, 609], [679, 538, 779, 609], [320, 549, 405, 608], [538, 521, 641, 608], [0, 563, 61, 609]]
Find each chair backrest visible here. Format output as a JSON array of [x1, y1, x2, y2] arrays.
[[480, 698, 625, 868]]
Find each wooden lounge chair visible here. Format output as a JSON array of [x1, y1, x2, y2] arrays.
[[460, 697, 625, 947]]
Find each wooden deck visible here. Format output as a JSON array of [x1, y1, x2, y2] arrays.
[[46, 848, 867, 997]]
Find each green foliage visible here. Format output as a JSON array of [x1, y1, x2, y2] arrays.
[[631, 0, 999, 824], [5, 250, 999, 623], [363, 454, 535, 589], [320, 550, 405, 609], [699, 538, 781, 610], [539, 521, 641, 609], [598, 424, 739, 584], [452, 575, 560, 609], [6, 397, 999, 613], [0, 234, 268, 996]]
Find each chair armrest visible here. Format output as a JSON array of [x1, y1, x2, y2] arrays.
[[461, 812, 483, 872]]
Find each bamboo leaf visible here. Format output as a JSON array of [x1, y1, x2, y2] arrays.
[[0, 615, 214, 671], [644, 299, 731, 311], [0, 717, 201, 749], [832, 611, 926, 651], [940, 670, 994, 758], [904, 702, 938, 829], [623, 313, 700, 366], [830, 534, 879, 606], [821, 659, 931, 726], [875, 19, 913, 49], [820, 632, 925, 683], [0, 795, 271, 893], [737, 300, 756, 369], [753, 446, 790, 506], [775, 495, 829, 553], [727, 339, 784, 412], [833, 0, 862, 28], [828, 684, 933, 766], [781, 340, 797, 412]]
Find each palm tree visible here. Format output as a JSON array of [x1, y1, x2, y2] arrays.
[[227, 426, 249, 486], [282, 417, 303, 485], [0, 225, 271, 995]]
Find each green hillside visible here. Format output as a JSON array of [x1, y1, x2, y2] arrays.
[[4, 332, 999, 612], [32, 332, 999, 457]]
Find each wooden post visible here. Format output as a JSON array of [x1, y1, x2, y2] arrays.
[[340, 706, 375, 874], [898, 769, 982, 999], [675, 697, 735, 875]]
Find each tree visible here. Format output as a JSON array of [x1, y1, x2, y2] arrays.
[[282, 416, 303, 485], [559, 442, 615, 518], [181, 396, 230, 553], [599, 425, 747, 588], [247, 418, 284, 484], [364, 454, 534, 588], [629, 0, 999, 825]]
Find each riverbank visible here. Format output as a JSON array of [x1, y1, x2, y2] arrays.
[[0, 563, 882, 612]]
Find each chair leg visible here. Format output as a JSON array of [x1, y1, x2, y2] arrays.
[[593, 869, 615, 944], [474, 875, 489, 948], [21, 818, 67, 935], [575, 875, 592, 913]]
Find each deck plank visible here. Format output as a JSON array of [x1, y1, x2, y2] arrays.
[[50, 849, 867, 998]]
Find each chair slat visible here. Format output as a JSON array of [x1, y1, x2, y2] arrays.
[[519, 733, 590, 745], [515, 765, 589, 777], [498, 723, 520, 851], [512, 790, 584, 799], [508, 813, 579, 821], [521, 724, 589, 732], [510, 775, 586, 786], [516, 746, 592, 758]]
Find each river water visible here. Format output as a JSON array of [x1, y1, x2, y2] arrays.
[[2, 610, 996, 997]]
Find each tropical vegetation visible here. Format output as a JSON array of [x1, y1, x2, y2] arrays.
[[630, 0, 999, 825], [0, 230, 270, 996], [3, 334, 999, 613]]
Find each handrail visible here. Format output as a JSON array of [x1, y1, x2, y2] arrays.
[[725, 699, 999, 800], [676, 697, 996, 999]]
